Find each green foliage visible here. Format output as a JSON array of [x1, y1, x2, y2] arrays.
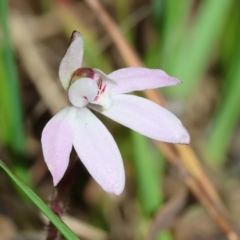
[[132, 132, 164, 215], [205, 1, 240, 167], [0, 0, 26, 154], [148, 0, 240, 169], [207, 48, 240, 167], [0, 160, 80, 240], [149, 0, 233, 98]]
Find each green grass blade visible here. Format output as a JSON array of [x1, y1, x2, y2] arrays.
[[160, 0, 192, 68], [0, 160, 79, 240], [0, 52, 32, 191], [219, 4, 240, 71], [206, 48, 240, 168], [162, 0, 233, 97], [146, 0, 233, 98], [146, 0, 192, 69], [0, 53, 12, 144], [0, 0, 26, 154], [132, 132, 164, 215]]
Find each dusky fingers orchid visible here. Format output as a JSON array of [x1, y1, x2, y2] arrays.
[[41, 31, 190, 195]]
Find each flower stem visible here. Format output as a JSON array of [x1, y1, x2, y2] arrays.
[[46, 159, 77, 240]]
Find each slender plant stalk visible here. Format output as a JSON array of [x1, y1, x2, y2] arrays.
[[46, 161, 77, 240]]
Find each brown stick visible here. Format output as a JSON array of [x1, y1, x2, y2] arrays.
[[84, 0, 238, 239]]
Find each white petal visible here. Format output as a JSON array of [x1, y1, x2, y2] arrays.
[[59, 31, 84, 90], [89, 94, 190, 144], [68, 78, 99, 108], [41, 107, 77, 186], [73, 108, 125, 195], [108, 67, 181, 94]]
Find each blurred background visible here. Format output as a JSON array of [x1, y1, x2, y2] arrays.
[[0, 0, 240, 239]]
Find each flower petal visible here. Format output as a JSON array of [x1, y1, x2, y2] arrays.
[[68, 78, 99, 108], [108, 67, 181, 94], [41, 107, 77, 186], [73, 108, 125, 195], [89, 94, 190, 144], [59, 31, 84, 90]]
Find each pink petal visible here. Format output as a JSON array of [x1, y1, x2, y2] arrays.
[[68, 78, 99, 108], [108, 67, 181, 94], [59, 31, 84, 90], [89, 95, 190, 144], [73, 108, 125, 195], [41, 107, 77, 186]]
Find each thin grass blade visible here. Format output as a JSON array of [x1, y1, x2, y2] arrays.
[[0, 160, 80, 240], [132, 132, 164, 215]]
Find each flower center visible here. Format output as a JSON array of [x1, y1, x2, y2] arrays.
[[70, 68, 112, 109]]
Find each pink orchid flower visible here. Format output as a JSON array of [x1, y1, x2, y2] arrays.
[[41, 31, 190, 195]]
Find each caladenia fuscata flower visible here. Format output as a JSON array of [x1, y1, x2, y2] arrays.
[[41, 31, 190, 195]]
